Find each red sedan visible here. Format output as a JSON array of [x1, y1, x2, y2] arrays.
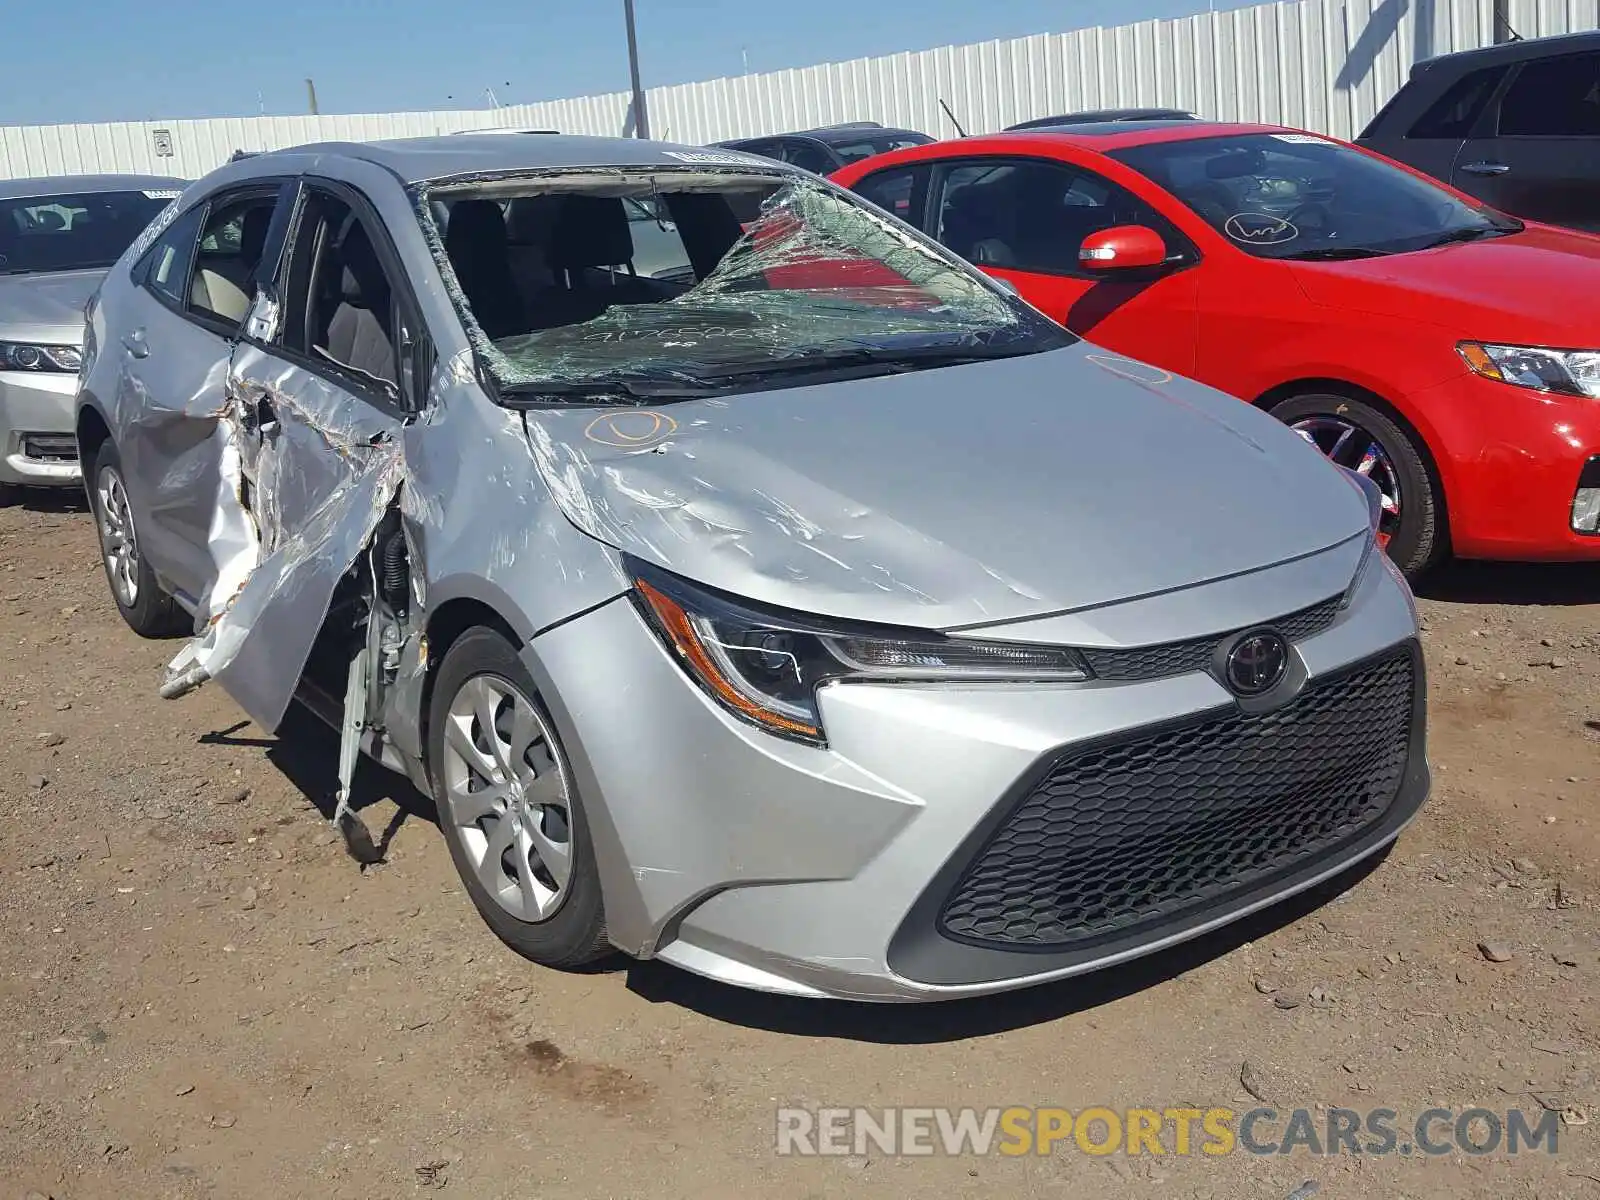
[[831, 120, 1600, 574]]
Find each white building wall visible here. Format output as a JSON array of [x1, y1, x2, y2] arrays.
[[1, 0, 1595, 182]]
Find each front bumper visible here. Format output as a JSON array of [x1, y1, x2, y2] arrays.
[[0, 369, 80, 487], [1410, 372, 1600, 560], [526, 543, 1427, 1001]]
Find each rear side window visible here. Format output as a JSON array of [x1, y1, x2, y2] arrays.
[[1499, 52, 1600, 136], [188, 191, 280, 327], [852, 164, 930, 227], [141, 205, 206, 307], [1407, 65, 1508, 138]]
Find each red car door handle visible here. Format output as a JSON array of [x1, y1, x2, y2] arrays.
[[1461, 161, 1511, 177]]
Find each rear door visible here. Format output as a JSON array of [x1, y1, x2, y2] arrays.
[[1456, 50, 1600, 230], [1362, 63, 1510, 187], [922, 155, 1201, 375], [196, 177, 422, 731], [113, 182, 292, 605]]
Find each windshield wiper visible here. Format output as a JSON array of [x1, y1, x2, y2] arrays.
[[498, 376, 729, 406], [1279, 246, 1390, 261], [1419, 225, 1512, 249], [695, 341, 1037, 383]]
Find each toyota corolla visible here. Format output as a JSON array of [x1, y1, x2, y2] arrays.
[[76, 135, 1427, 1000]]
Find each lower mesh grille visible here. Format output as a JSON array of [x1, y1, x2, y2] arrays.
[[938, 648, 1415, 949]]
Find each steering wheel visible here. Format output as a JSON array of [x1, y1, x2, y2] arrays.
[[1284, 202, 1332, 239]]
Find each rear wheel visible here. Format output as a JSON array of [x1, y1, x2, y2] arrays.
[[88, 441, 189, 637], [427, 627, 609, 969], [1268, 392, 1445, 578]]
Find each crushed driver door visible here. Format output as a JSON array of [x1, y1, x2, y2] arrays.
[[162, 179, 417, 737]]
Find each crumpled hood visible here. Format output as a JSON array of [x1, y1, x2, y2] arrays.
[[1291, 226, 1600, 345], [521, 344, 1368, 630], [0, 268, 104, 341]]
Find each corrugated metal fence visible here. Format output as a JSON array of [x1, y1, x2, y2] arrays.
[[3, 0, 1596, 181]]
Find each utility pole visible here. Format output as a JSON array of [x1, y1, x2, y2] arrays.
[[623, 0, 650, 138], [305, 77, 320, 115]]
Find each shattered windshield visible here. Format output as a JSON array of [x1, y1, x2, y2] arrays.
[[416, 169, 1072, 402]]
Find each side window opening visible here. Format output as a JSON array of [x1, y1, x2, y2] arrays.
[[282, 188, 400, 392], [936, 159, 1180, 274], [853, 165, 929, 227], [1406, 66, 1508, 139], [140, 205, 207, 307], [1498, 52, 1600, 137], [189, 192, 280, 327]]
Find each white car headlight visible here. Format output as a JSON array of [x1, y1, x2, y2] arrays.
[[629, 557, 1089, 745], [0, 341, 83, 373], [1459, 341, 1600, 399]]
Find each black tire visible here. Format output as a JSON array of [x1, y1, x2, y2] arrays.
[[427, 627, 610, 969], [1268, 391, 1445, 578], [86, 441, 190, 638]]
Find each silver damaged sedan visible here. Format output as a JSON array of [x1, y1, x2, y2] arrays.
[[76, 135, 1428, 1001], [1, 175, 185, 500]]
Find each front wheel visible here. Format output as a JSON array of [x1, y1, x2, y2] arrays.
[[1269, 392, 1445, 578], [88, 442, 190, 637], [427, 627, 610, 969]]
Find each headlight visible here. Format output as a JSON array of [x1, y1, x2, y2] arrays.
[[1459, 341, 1600, 399], [0, 341, 83, 373], [628, 558, 1090, 744]]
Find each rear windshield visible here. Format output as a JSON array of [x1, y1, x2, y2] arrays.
[[827, 134, 933, 164], [417, 167, 1071, 401], [1111, 133, 1516, 260], [0, 189, 176, 276]]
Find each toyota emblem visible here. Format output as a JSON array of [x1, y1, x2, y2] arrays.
[[1224, 631, 1288, 697]]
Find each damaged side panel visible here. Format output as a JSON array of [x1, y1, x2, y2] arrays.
[[163, 333, 405, 735]]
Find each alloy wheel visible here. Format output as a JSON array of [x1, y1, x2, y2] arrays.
[[96, 465, 140, 607], [1290, 415, 1403, 549], [439, 675, 574, 923]]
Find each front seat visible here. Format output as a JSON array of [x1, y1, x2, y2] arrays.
[[445, 200, 526, 340], [528, 197, 657, 329], [323, 220, 397, 386]]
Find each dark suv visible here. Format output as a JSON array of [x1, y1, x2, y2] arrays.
[[714, 122, 932, 174], [1358, 31, 1600, 232]]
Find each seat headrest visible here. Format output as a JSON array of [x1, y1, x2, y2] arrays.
[[445, 199, 510, 254], [504, 195, 564, 245], [241, 206, 272, 265], [337, 220, 388, 310], [546, 196, 634, 271]]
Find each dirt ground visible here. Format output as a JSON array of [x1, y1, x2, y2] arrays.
[[0, 493, 1596, 1200]]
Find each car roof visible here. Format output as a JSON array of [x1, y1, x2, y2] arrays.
[[721, 123, 929, 147], [222, 134, 788, 186], [1415, 28, 1600, 72], [1006, 108, 1196, 131], [0, 173, 188, 200], [955, 120, 1287, 153]]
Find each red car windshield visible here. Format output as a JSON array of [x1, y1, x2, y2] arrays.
[[1111, 133, 1519, 261]]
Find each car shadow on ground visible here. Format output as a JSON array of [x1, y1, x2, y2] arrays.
[[1413, 559, 1600, 607], [203, 706, 439, 863], [4, 488, 88, 515], [213, 704, 1394, 1039]]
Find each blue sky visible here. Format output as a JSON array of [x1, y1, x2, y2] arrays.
[[6, 0, 1249, 128]]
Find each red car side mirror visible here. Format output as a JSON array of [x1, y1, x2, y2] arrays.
[[1078, 225, 1169, 272]]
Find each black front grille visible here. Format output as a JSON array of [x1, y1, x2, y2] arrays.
[[1080, 595, 1341, 682], [938, 648, 1415, 950]]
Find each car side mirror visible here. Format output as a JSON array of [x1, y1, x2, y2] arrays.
[[1078, 225, 1169, 272], [243, 284, 281, 344]]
